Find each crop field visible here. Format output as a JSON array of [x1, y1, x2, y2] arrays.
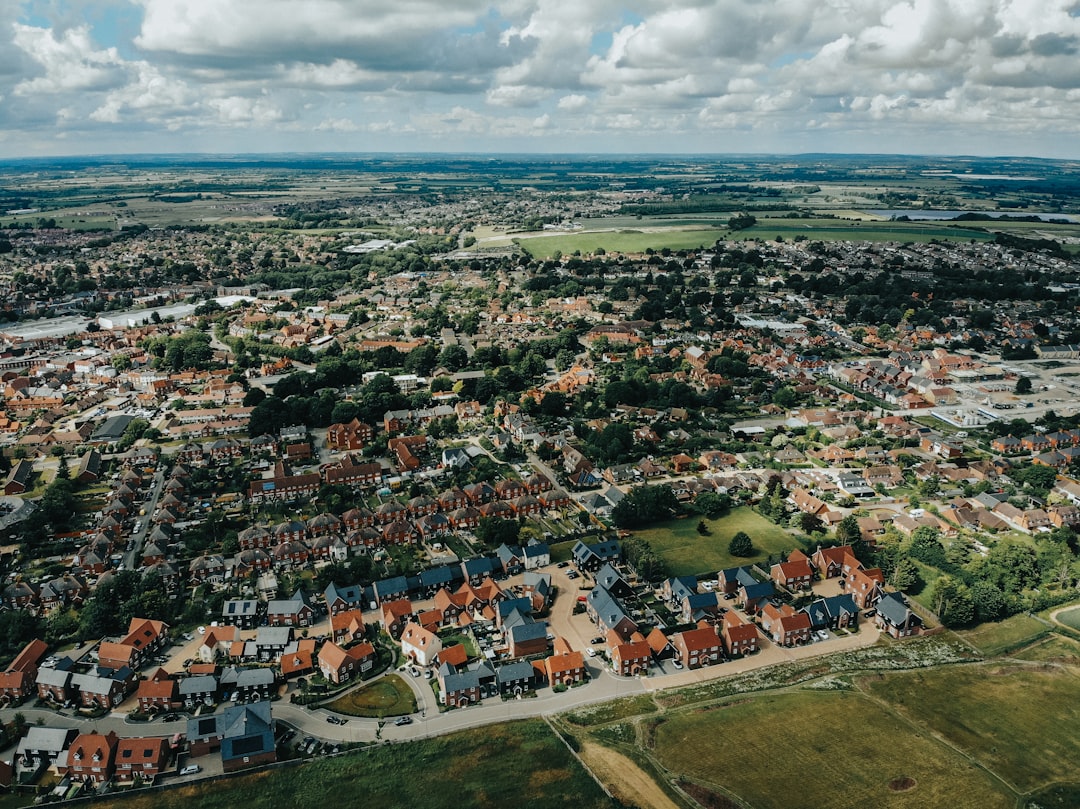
[[648, 690, 1013, 809], [628, 507, 802, 577], [88, 720, 614, 809], [956, 612, 1050, 656], [862, 663, 1080, 793], [324, 673, 416, 718]]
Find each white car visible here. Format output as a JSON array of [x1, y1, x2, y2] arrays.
[[585, 647, 596, 657], [180, 765, 200, 776]]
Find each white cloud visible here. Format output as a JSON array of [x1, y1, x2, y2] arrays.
[[3, 0, 1080, 156]]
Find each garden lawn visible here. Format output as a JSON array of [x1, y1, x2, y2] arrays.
[[956, 613, 1050, 656], [862, 663, 1080, 793], [649, 690, 1012, 809], [629, 507, 802, 577], [1013, 635, 1080, 666], [324, 674, 416, 718], [90, 720, 614, 809]]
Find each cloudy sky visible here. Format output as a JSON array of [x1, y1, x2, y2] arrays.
[[2, 0, 1080, 159]]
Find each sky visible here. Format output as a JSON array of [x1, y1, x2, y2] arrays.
[[2, 0, 1080, 159]]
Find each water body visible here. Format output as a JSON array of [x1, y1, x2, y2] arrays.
[[866, 209, 1078, 223]]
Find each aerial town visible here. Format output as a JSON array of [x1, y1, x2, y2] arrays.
[[1, 156, 1079, 808]]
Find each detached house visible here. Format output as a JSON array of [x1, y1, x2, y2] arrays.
[[875, 592, 923, 638], [760, 603, 812, 646], [114, 736, 169, 782], [318, 641, 377, 684], [544, 639, 587, 687], [400, 622, 443, 667], [674, 626, 723, 669], [62, 730, 119, 784], [721, 612, 758, 657]]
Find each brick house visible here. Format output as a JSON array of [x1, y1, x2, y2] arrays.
[[114, 736, 169, 782], [62, 731, 119, 784], [674, 626, 723, 669], [721, 612, 759, 657]]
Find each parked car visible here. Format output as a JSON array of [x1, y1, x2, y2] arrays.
[[180, 765, 200, 776], [672, 659, 684, 670], [556, 561, 569, 568], [394, 716, 413, 726]]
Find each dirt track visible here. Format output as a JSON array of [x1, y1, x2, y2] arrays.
[[579, 740, 683, 809]]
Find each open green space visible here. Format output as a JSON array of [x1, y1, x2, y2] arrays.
[[324, 673, 416, 718], [629, 507, 802, 577], [957, 612, 1050, 656], [88, 720, 613, 809], [862, 664, 1080, 793], [1054, 605, 1080, 631], [648, 690, 1013, 809], [1012, 634, 1080, 666], [509, 227, 729, 257]]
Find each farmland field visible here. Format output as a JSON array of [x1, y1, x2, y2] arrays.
[[628, 507, 803, 577], [861, 664, 1080, 793], [648, 690, 1013, 809], [88, 720, 614, 809]]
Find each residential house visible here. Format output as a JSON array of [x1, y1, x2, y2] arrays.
[[610, 635, 652, 676], [585, 586, 638, 642], [400, 622, 443, 667], [544, 639, 587, 687], [844, 565, 885, 609], [802, 594, 860, 630], [0, 638, 47, 702], [721, 612, 759, 657], [62, 731, 119, 784], [674, 626, 723, 669], [875, 592, 923, 638], [760, 603, 813, 646], [571, 539, 621, 572], [318, 641, 377, 684], [113, 736, 169, 782], [770, 557, 813, 591]]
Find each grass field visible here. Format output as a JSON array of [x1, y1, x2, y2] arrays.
[[90, 720, 614, 809], [648, 690, 1013, 809], [507, 227, 730, 257], [862, 664, 1080, 793], [957, 613, 1050, 656], [1054, 605, 1080, 631], [628, 507, 802, 577], [324, 674, 416, 718], [1012, 634, 1080, 666]]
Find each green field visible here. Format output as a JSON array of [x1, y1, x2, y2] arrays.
[[1055, 605, 1080, 631], [957, 612, 1050, 656], [89, 720, 614, 809], [324, 674, 416, 718], [649, 690, 1013, 809], [629, 507, 802, 577], [1013, 634, 1080, 666], [508, 227, 730, 257], [862, 664, 1080, 793]]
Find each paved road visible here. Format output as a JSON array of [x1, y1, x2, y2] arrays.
[[2, 622, 879, 749]]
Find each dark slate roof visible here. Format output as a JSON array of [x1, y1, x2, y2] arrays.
[[587, 585, 634, 629], [496, 660, 536, 684], [741, 581, 776, 600], [496, 597, 533, 619], [373, 575, 409, 599], [876, 591, 916, 626], [509, 621, 548, 643], [721, 566, 758, 588], [324, 582, 363, 606], [668, 576, 698, 602], [462, 556, 501, 577]]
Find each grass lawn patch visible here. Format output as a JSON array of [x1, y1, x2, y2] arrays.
[[629, 507, 802, 577], [957, 613, 1050, 656], [1055, 605, 1080, 631], [91, 720, 614, 809], [439, 632, 478, 659], [324, 674, 416, 718], [862, 663, 1080, 793], [649, 690, 1012, 809]]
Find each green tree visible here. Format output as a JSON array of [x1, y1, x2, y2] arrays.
[[1014, 376, 1033, 394], [835, 514, 861, 545], [475, 516, 521, 549], [728, 531, 755, 557], [932, 575, 975, 627]]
